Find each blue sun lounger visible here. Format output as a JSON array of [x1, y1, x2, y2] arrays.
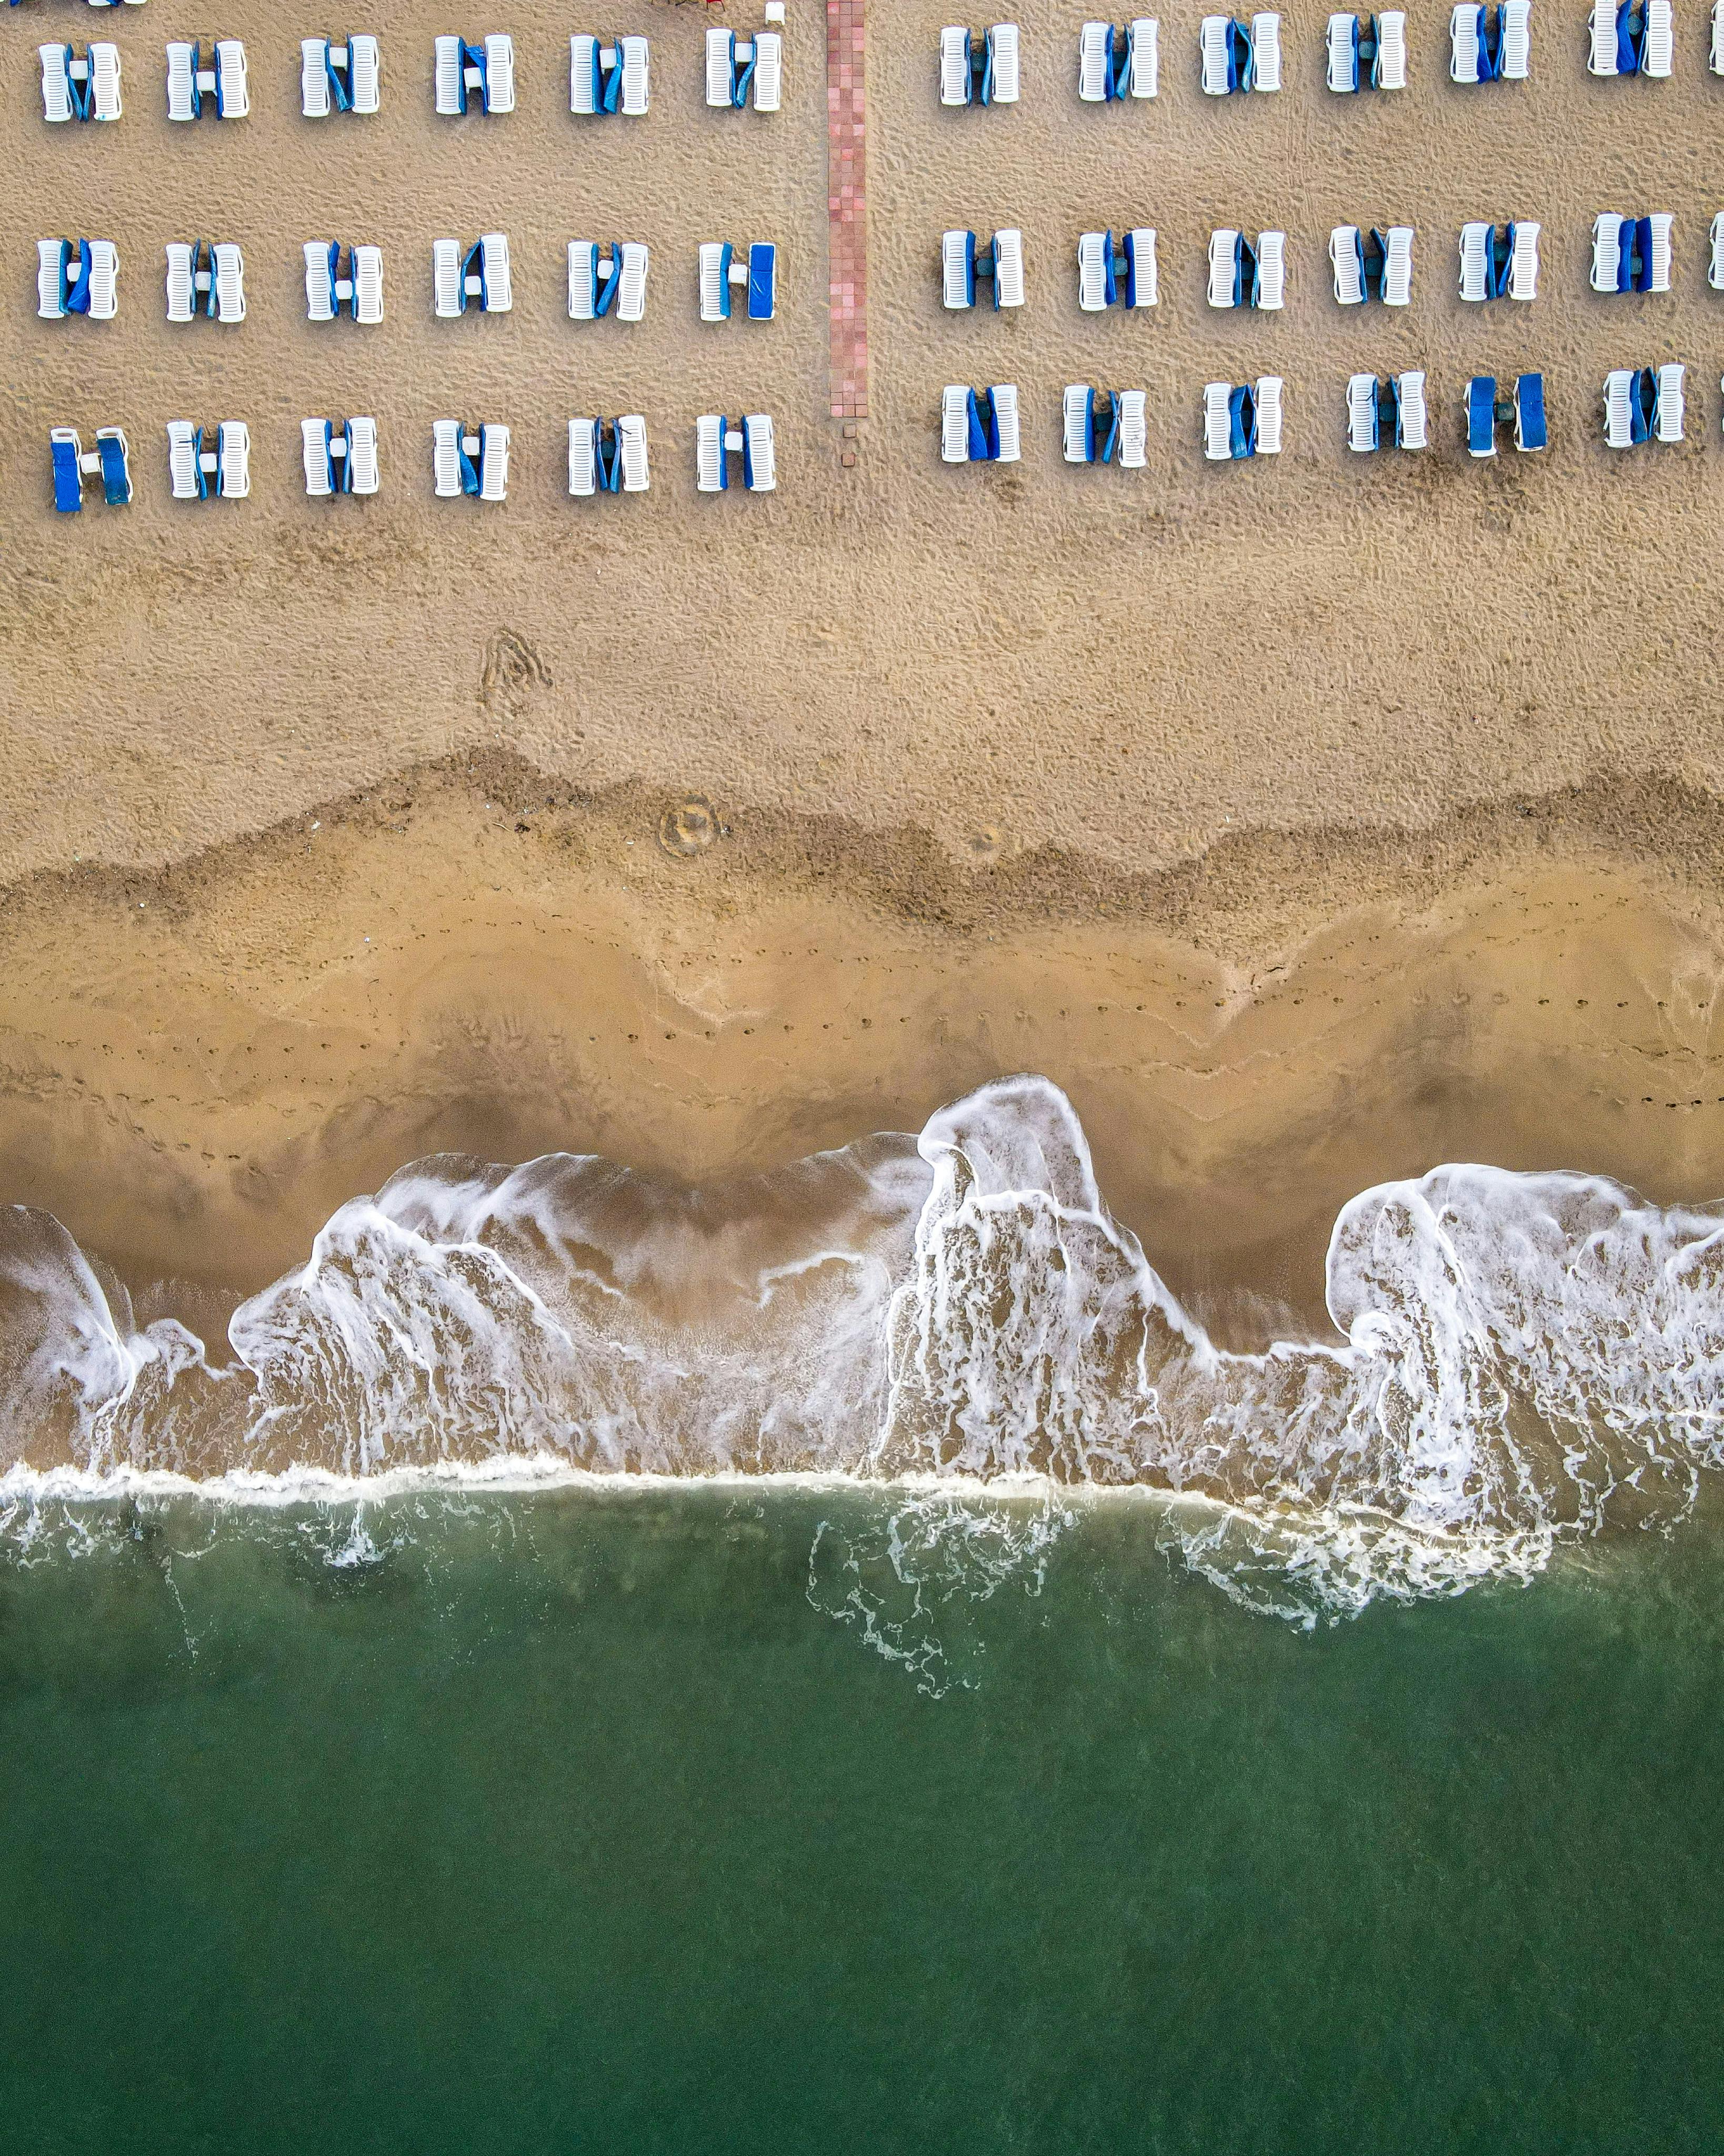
[[1513, 372, 1546, 450], [1467, 374, 1498, 456], [49, 427, 84, 513]]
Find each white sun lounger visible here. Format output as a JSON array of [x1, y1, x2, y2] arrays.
[[1383, 225, 1414, 304], [433, 238, 462, 316], [620, 35, 649, 113], [743, 413, 776, 492], [1331, 226, 1365, 303], [166, 41, 197, 118], [217, 421, 248, 497], [165, 241, 195, 321], [484, 35, 514, 109], [305, 242, 336, 321], [1375, 9, 1408, 83], [1711, 211, 1724, 288], [435, 34, 463, 111], [989, 24, 1020, 99], [752, 32, 783, 109], [1124, 228, 1157, 305], [1255, 229, 1286, 308], [1078, 21, 1109, 97], [618, 414, 648, 491], [1078, 230, 1111, 310], [1346, 372, 1378, 451], [568, 418, 598, 495], [346, 416, 378, 494], [699, 242, 727, 319], [1200, 14, 1231, 90], [1202, 381, 1232, 459], [708, 26, 736, 104], [85, 239, 117, 319], [302, 37, 330, 115], [1255, 376, 1284, 453], [216, 41, 246, 116], [303, 416, 334, 495], [38, 240, 66, 319], [940, 385, 970, 462], [1656, 362, 1685, 440], [1131, 18, 1159, 94], [1643, 0, 1673, 73], [617, 241, 649, 322], [213, 242, 244, 322], [1396, 371, 1427, 447], [167, 418, 200, 498], [1063, 382, 1094, 461], [478, 232, 510, 310], [570, 34, 599, 112], [1509, 220, 1539, 298], [353, 244, 383, 323], [433, 417, 464, 496], [1602, 369, 1635, 446], [696, 413, 727, 489], [1647, 212, 1673, 290], [1209, 228, 1239, 308], [479, 424, 508, 501], [91, 42, 122, 119], [41, 45, 74, 124], [351, 36, 380, 112], [943, 229, 974, 308], [1499, 0, 1531, 74], [993, 227, 1025, 307], [1117, 389, 1148, 465], [1252, 12, 1282, 87], [1459, 221, 1490, 301], [1588, 0, 1617, 70], [1327, 13, 1358, 88], [1713, 0, 1724, 68], [1592, 212, 1622, 288], [989, 383, 1020, 461], [939, 26, 970, 103]]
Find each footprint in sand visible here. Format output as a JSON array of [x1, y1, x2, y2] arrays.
[[660, 797, 718, 858]]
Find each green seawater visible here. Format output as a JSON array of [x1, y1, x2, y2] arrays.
[[3, 1484, 1722, 2155]]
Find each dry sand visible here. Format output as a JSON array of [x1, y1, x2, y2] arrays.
[[4, 2, 1724, 1310]]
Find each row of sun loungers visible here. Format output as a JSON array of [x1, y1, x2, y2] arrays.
[[37, 29, 784, 122], [49, 426, 131, 513], [945, 3, 1724, 92], [165, 240, 245, 323]]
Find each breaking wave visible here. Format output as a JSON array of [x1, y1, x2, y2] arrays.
[[3, 1074, 1724, 1623]]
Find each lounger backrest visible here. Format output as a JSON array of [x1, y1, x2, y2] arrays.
[[213, 242, 244, 323], [37, 238, 67, 320], [1346, 373, 1378, 452], [349, 36, 380, 113], [752, 30, 782, 109], [1125, 228, 1157, 306], [1499, 0, 1530, 76], [708, 27, 736, 105], [353, 245, 384, 323], [1202, 382, 1232, 460], [1602, 370, 1633, 446], [991, 228, 1025, 308], [1116, 389, 1148, 466], [618, 414, 649, 492], [943, 229, 975, 309], [479, 424, 508, 501], [1200, 14, 1231, 91], [1254, 376, 1284, 454], [1079, 20, 1110, 100], [42, 45, 73, 124], [480, 232, 512, 311], [1459, 222, 1490, 300], [166, 239, 196, 322], [482, 35, 513, 111], [1251, 13, 1282, 88], [568, 418, 599, 495], [1208, 228, 1239, 308], [215, 41, 247, 117], [988, 24, 1020, 101], [1254, 229, 1286, 308], [1077, 230, 1110, 311], [433, 417, 464, 496], [1711, 210, 1724, 290], [939, 25, 971, 102], [1064, 382, 1095, 462], [1591, 212, 1623, 291], [619, 35, 649, 113], [87, 241, 117, 320], [1327, 13, 1359, 90], [1374, 10, 1408, 84], [433, 237, 462, 316], [167, 418, 201, 499], [1330, 226, 1364, 304], [696, 413, 728, 490], [302, 37, 330, 116], [1508, 220, 1539, 300], [1396, 371, 1428, 448], [743, 414, 776, 492], [1588, 1, 1617, 71], [1642, 0, 1672, 73], [348, 416, 379, 493], [1450, 3, 1482, 79], [303, 417, 334, 495], [940, 385, 970, 462], [617, 242, 649, 321], [1129, 18, 1159, 94], [166, 41, 198, 120], [1656, 362, 1685, 441], [91, 44, 122, 120], [1646, 212, 1672, 291], [988, 384, 1021, 462], [435, 35, 463, 112], [1382, 226, 1414, 304], [218, 420, 249, 497], [1467, 375, 1497, 455]]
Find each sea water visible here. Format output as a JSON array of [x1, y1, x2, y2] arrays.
[[3, 1480, 1722, 2153]]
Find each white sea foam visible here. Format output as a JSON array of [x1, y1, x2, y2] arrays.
[[3, 1075, 1723, 1621]]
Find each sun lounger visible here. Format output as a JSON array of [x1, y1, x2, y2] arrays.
[[988, 383, 1020, 461], [1642, 0, 1673, 73], [570, 33, 603, 112], [302, 37, 332, 115], [1381, 225, 1414, 304], [214, 420, 248, 497], [616, 414, 649, 492], [1078, 230, 1112, 310], [432, 418, 469, 496], [1331, 226, 1366, 302], [752, 31, 783, 109], [1079, 20, 1111, 98], [1200, 14, 1233, 89], [742, 414, 776, 492], [433, 237, 462, 316], [1714, 0, 1724, 67], [476, 424, 507, 502], [1508, 219, 1539, 299], [943, 229, 977, 308], [1450, 3, 1486, 79], [1202, 381, 1234, 460], [344, 416, 377, 495], [1467, 374, 1498, 455], [305, 242, 337, 321], [616, 242, 649, 322], [1645, 213, 1673, 290], [1122, 228, 1157, 306], [1459, 221, 1491, 300], [1251, 12, 1282, 87], [940, 25, 973, 101], [1209, 229, 1240, 307], [1655, 361, 1684, 441], [215, 40, 246, 116], [350, 36, 380, 111], [95, 427, 129, 506], [1711, 211, 1724, 288], [697, 413, 728, 488], [1498, 0, 1530, 74], [619, 35, 649, 112], [1254, 375, 1283, 453], [1130, 19, 1160, 94], [1117, 389, 1148, 465], [568, 418, 599, 495], [435, 33, 463, 110], [569, 243, 606, 318], [940, 386, 971, 462], [479, 232, 509, 310], [987, 24, 1020, 100], [699, 242, 729, 320], [41, 45, 74, 124], [166, 40, 197, 118], [1372, 9, 1408, 82], [350, 244, 384, 324], [1592, 212, 1624, 291], [51, 426, 84, 513], [1328, 12, 1360, 87], [1393, 370, 1427, 447], [83, 239, 116, 318], [481, 33, 513, 109], [89, 42, 121, 118], [211, 242, 243, 322], [1346, 372, 1379, 451], [991, 227, 1025, 307], [303, 418, 334, 495], [1602, 368, 1635, 445], [1253, 229, 1286, 308], [167, 418, 203, 500], [1590, 0, 1625, 71], [1064, 382, 1096, 461], [38, 238, 69, 318], [1514, 371, 1547, 450]]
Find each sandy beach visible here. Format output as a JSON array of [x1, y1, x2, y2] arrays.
[[4, 0, 1724, 1314]]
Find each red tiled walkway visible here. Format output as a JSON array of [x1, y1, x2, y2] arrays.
[[827, 0, 868, 423]]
